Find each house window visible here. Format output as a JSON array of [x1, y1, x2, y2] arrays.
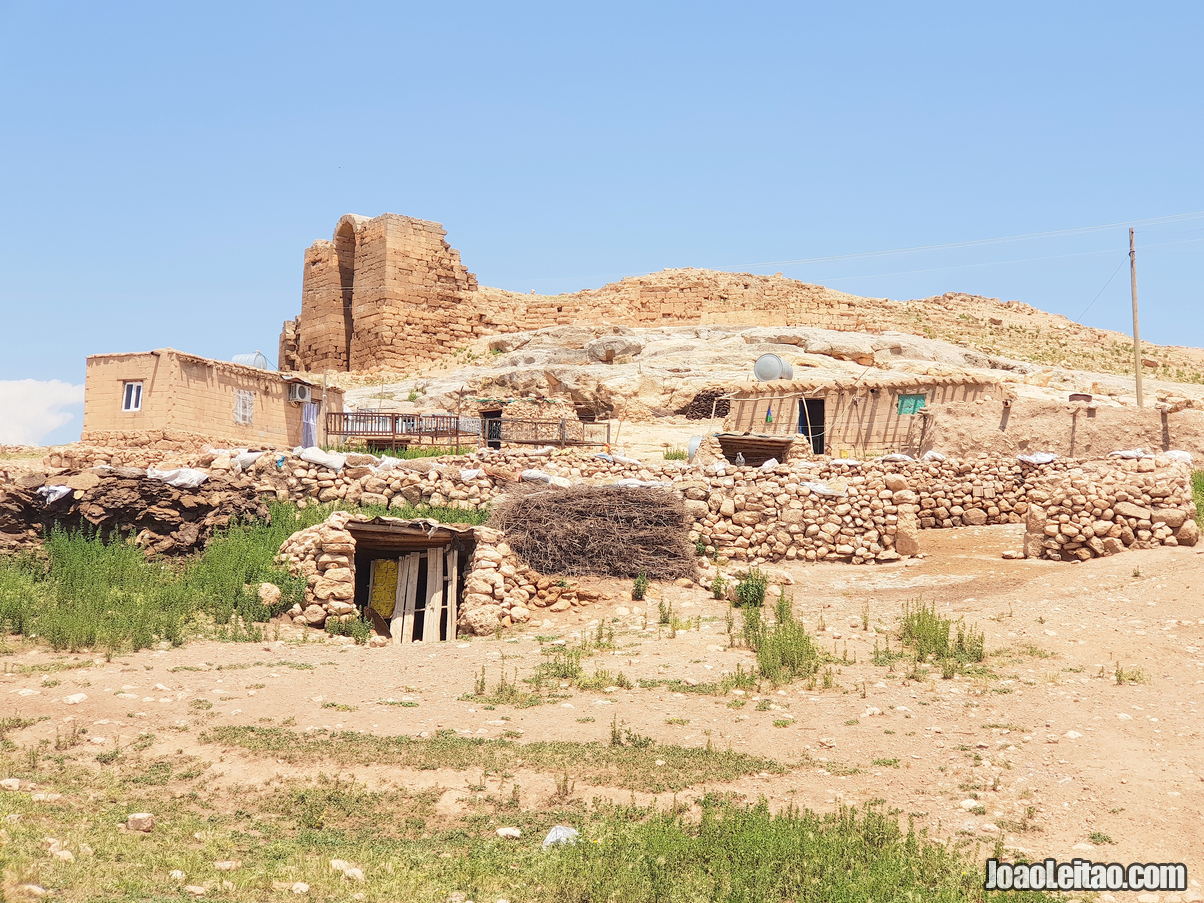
[[897, 393, 927, 415], [233, 389, 255, 425], [122, 381, 143, 412]]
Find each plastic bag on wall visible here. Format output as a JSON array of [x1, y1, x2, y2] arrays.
[[146, 468, 210, 489], [921, 450, 947, 462], [614, 478, 671, 489], [1017, 452, 1058, 465], [1162, 450, 1193, 464], [233, 451, 265, 472], [1107, 448, 1150, 459], [298, 447, 346, 471], [36, 485, 72, 504], [880, 453, 914, 462]]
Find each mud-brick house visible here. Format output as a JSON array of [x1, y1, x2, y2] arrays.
[[82, 348, 344, 449], [723, 372, 1001, 459]]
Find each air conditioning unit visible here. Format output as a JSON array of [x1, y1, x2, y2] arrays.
[[287, 383, 312, 404]]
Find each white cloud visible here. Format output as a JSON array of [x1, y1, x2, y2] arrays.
[[0, 379, 85, 446]]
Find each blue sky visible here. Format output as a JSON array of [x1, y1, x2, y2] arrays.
[[1, 0, 1201, 444]]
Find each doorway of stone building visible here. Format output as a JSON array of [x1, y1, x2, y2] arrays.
[[348, 520, 470, 645], [798, 398, 826, 454], [365, 548, 460, 644], [481, 408, 503, 450]]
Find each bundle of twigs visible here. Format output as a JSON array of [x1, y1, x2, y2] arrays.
[[489, 485, 695, 580]]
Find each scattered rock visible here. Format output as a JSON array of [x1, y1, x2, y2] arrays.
[[126, 812, 156, 832]]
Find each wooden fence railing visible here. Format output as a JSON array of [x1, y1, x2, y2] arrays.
[[325, 413, 481, 447], [327, 412, 613, 449]]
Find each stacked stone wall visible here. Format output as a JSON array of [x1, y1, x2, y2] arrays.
[[1022, 458, 1199, 560]]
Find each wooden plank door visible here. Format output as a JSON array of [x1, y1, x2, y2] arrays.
[[444, 548, 459, 641], [421, 548, 444, 643], [391, 553, 420, 645]]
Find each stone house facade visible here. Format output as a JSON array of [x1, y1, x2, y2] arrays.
[[82, 348, 344, 449]]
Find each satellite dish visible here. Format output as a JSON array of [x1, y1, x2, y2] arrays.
[[753, 353, 793, 382]]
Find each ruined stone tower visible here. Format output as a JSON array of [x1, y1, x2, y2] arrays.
[[279, 213, 480, 372], [279, 212, 909, 374]]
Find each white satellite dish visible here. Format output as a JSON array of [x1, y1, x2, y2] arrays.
[[753, 353, 793, 382]]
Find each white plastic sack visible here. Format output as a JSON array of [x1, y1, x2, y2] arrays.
[[146, 467, 210, 489], [921, 450, 947, 462], [801, 481, 847, 498], [614, 478, 671, 489], [459, 468, 484, 481], [549, 475, 572, 488], [706, 463, 728, 476], [521, 469, 554, 484], [1162, 450, 1193, 464], [542, 825, 581, 848], [1017, 452, 1058, 465], [830, 458, 862, 466], [36, 485, 72, 504], [375, 455, 402, 472], [759, 458, 779, 470], [612, 454, 641, 465], [880, 453, 914, 462], [298, 447, 346, 471], [233, 450, 265, 472], [1108, 448, 1150, 459]]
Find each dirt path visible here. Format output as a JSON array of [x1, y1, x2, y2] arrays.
[[4, 525, 1203, 898]]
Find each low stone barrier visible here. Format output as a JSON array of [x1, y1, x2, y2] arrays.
[[1022, 457, 1199, 560]]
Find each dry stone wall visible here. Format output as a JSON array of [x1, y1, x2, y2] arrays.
[[1022, 457, 1199, 560]]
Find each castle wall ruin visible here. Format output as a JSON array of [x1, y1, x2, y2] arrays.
[[279, 213, 1049, 375]]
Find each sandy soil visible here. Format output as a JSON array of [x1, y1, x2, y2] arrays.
[[4, 525, 1203, 897]]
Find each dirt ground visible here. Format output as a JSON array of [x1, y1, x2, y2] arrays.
[[4, 525, 1204, 900]]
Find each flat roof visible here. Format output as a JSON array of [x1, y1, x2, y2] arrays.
[[86, 347, 334, 390]]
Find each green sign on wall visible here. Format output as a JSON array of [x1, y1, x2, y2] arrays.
[[897, 393, 927, 415]]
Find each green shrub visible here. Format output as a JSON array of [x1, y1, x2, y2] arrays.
[[632, 572, 649, 601], [325, 615, 373, 645], [900, 601, 985, 666], [663, 447, 688, 461], [733, 569, 768, 607], [1193, 470, 1204, 525], [710, 575, 728, 600], [742, 597, 822, 684]]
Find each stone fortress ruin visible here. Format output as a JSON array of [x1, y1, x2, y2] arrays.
[[281, 212, 1204, 379]]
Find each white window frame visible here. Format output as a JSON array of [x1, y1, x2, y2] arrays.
[[233, 389, 255, 425], [121, 381, 143, 412]]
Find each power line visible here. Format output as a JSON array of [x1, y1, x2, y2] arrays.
[[1073, 258, 1127, 322], [723, 210, 1204, 270], [506, 209, 1204, 289]]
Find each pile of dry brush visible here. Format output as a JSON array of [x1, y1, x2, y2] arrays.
[[489, 484, 696, 580]]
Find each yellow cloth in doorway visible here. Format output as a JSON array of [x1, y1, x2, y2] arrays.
[[368, 559, 398, 619]]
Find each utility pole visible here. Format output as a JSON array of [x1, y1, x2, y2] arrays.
[[1129, 227, 1144, 407]]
